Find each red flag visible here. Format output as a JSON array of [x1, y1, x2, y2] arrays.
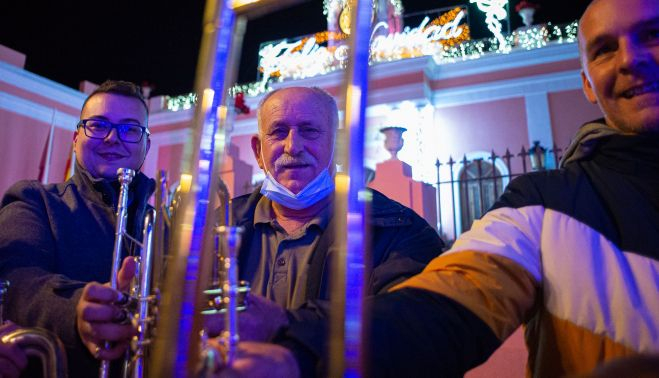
[[63, 132, 76, 181]]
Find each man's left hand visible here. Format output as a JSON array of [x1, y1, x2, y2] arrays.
[[208, 341, 300, 378]]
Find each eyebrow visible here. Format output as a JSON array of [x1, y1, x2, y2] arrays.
[[633, 17, 659, 30], [87, 115, 144, 125]]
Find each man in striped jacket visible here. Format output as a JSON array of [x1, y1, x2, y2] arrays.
[[369, 0, 659, 376]]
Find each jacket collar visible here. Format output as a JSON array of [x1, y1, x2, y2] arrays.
[[232, 186, 412, 227], [71, 161, 155, 211]]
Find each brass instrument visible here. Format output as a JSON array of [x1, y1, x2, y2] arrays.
[[128, 0, 369, 375], [0, 281, 68, 378], [148, 0, 308, 376], [202, 225, 249, 367], [329, 0, 373, 375], [99, 168, 163, 378]]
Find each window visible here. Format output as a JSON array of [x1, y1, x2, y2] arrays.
[[458, 159, 504, 232]]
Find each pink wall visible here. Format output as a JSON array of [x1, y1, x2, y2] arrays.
[[435, 97, 529, 173], [1, 111, 47, 194], [548, 89, 604, 151], [0, 45, 26, 68], [429, 59, 581, 91], [230, 134, 259, 173], [466, 327, 527, 378], [369, 159, 437, 228], [0, 81, 80, 116], [155, 143, 184, 186], [149, 138, 257, 194]]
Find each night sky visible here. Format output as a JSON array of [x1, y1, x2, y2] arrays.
[[1, 0, 589, 97]]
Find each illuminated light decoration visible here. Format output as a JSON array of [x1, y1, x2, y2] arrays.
[[292, 31, 348, 52], [229, 81, 269, 98], [257, 36, 341, 88], [257, 7, 469, 86], [433, 21, 577, 64], [166, 93, 197, 112], [370, 8, 470, 62], [165, 21, 578, 111], [469, 0, 510, 51], [338, 4, 353, 34], [515, 24, 549, 50], [428, 7, 472, 48], [323, 0, 403, 17]]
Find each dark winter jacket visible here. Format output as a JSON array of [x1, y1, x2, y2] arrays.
[[0, 166, 154, 378]]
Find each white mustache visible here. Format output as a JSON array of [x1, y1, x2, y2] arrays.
[[274, 153, 316, 171]]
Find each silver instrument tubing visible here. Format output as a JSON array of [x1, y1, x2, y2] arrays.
[[100, 167, 135, 378], [1, 328, 68, 378], [0, 281, 68, 378]]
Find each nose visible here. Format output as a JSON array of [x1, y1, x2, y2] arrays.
[[618, 38, 649, 73], [283, 129, 303, 156], [104, 127, 121, 143]]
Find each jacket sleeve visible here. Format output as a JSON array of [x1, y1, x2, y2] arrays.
[[368, 175, 544, 376], [0, 182, 86, 353], [283, 176, 545, 376], [369, 207, 445, 294], [369, 288, 502, 378]]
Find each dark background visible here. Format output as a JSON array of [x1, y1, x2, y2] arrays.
[[0, 0, 590, 97]]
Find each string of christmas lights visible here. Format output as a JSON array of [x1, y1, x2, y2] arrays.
[[166, 20, 579, 111]]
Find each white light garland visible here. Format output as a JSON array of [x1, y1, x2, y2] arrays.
[[515, 25, 549, 50], [469, 0, 510, 51], [256, 7, 469, 88], [323, 0, 403, 16], [165, 21, 579, 111], [166, 93, 197, 112]]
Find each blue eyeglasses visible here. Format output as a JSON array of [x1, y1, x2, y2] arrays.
[[77, 119, 150, 143]]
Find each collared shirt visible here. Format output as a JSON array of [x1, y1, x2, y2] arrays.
[[250, 196, 331, 309]]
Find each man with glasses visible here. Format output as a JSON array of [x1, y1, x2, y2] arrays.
[[0, 80, 154, 377]]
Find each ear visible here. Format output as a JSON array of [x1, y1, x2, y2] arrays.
[[581, 69, 598, 104], [251, 134, 265, 170], [145, 137, 151, 155]]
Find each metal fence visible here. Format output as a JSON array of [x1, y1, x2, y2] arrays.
[[434, 142, 567, 244]]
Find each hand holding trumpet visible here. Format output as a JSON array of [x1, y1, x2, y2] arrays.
[[76, 256, 138, 360], [207, 341, 300, 378]]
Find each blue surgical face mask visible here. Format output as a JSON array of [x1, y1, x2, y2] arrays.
[[260, 168, 334, 210]]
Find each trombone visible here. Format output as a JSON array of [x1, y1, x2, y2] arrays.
[[149, 1, 309, 376], [149, 0, 373, 376]]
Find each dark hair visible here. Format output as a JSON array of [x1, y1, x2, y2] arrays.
[[81, 80, 149, 115]]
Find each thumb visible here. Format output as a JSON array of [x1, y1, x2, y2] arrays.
[[117, 256, 137, 292]]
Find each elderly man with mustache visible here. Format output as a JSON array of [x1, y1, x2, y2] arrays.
[[210, 86, 444, 376]]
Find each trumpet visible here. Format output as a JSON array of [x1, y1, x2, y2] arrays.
[[99, 167, 164, 378], [0, 281, 68, 378], [201, 225, 250, 367]]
